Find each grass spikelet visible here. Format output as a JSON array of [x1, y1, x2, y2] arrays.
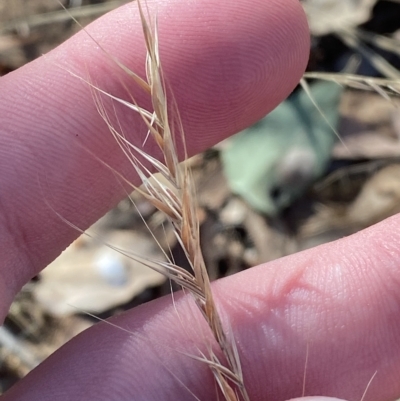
[[80, 2, 250, 400]]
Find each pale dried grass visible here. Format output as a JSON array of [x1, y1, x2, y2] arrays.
[[61, 2, 400, 400], [77, 2, 250, 400]]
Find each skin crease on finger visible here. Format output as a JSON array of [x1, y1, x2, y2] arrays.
[[4, 215, 400, 401], [0, 0, 309, 322]]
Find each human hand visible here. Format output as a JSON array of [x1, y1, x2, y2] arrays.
[[1, 1, 398, 401]]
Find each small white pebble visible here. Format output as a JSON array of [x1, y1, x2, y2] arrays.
[[95, 251, 128, 286]]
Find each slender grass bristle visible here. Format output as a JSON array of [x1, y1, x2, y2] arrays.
[[75, 1, 251, 400]]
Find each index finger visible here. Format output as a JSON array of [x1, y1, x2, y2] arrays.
[[0, 0, 309, 321]]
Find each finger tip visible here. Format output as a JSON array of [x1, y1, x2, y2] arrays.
[[159, 0, 311, 150], [58, 0, 310, 151]]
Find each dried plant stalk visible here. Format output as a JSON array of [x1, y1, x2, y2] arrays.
[[84, 2, 250, 401], [304, 72, 400, 98]]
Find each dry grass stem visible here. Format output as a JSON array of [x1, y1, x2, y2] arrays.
[[0, 1, 130, 35], [303, 72, 400, 99], [337, 29, 400, 80], [79, 2, 250, 400]]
